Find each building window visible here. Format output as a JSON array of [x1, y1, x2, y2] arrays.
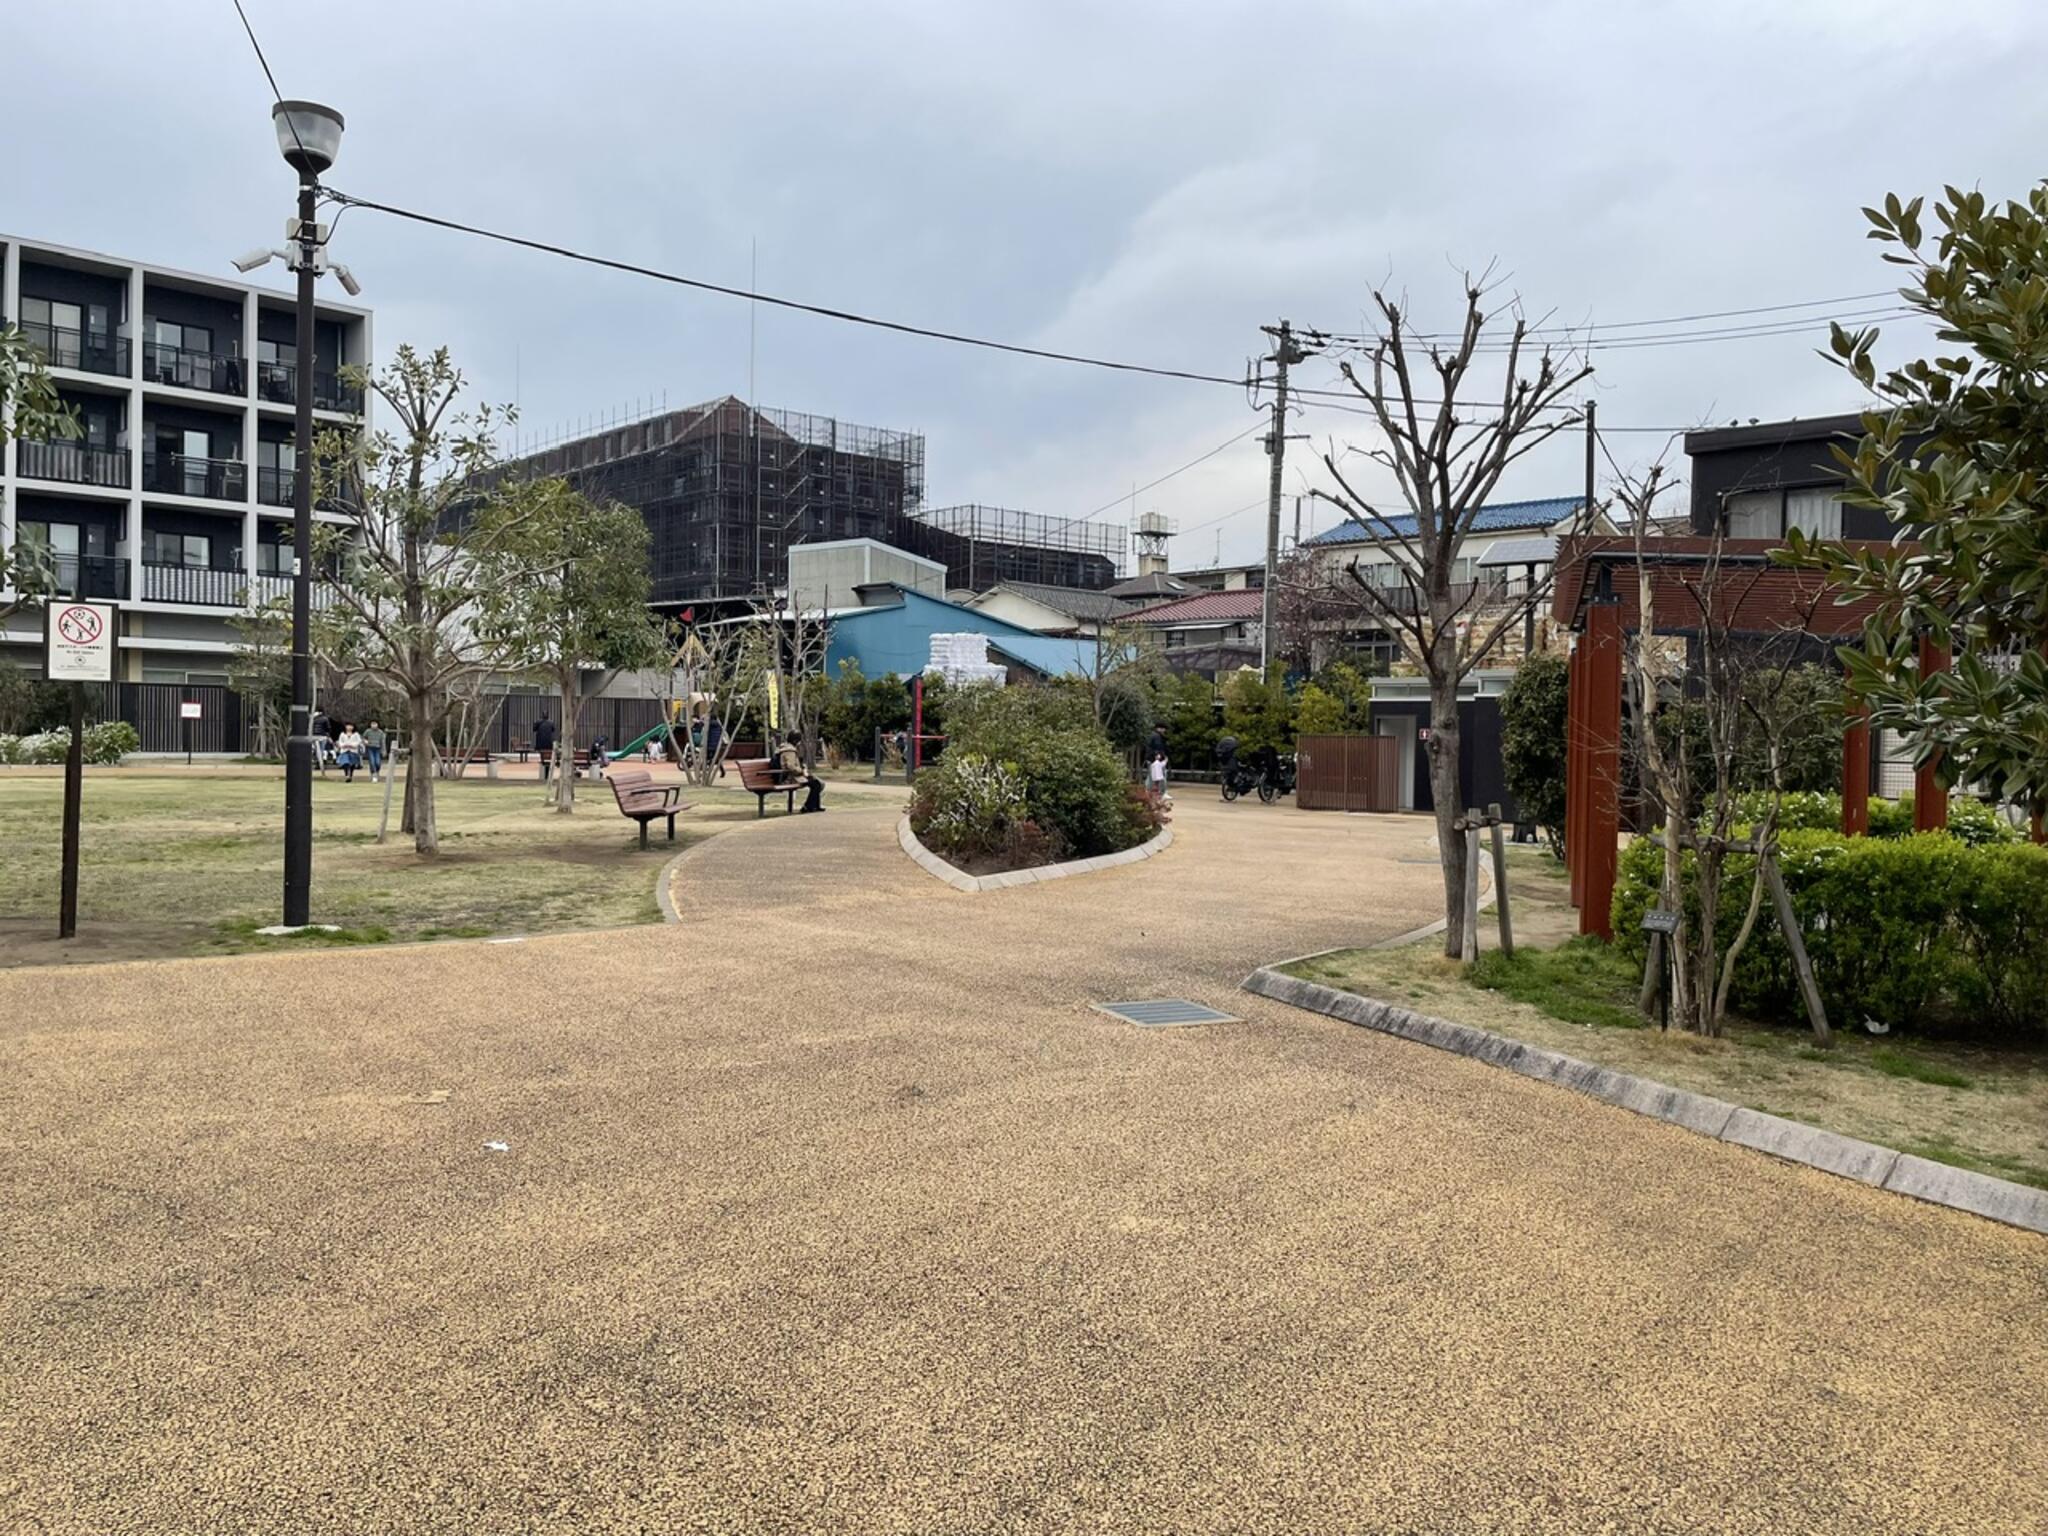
[[1725, 491, 1780, 539], [1725, 487, 1844, 540], [256, 542, 293, 575], [1786, 488, 1843, 539], [145, 530, 212, 568]]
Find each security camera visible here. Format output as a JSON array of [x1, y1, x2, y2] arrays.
[[234, 248, 277, 274], [332, 263, 362, 298]]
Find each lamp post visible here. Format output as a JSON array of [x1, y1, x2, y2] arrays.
[[270, 100, 344, 928]]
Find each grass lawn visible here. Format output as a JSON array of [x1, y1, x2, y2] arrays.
[[0, 763, 895, 968], [1288, 845, 2048, 1190]]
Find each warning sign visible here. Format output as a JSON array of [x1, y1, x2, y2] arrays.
[[46, 601, 117, 683]]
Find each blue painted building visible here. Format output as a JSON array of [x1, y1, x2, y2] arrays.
[[826, 585, 1102, 682]]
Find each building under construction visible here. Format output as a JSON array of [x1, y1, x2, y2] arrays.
[[504, 397, 1123, 607], [904, 504, 1122, 593]]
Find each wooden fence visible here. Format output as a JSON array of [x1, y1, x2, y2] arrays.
[[1295, 733, 1401, 813]]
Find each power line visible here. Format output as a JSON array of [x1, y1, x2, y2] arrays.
[[1076, 421, 1266, 523], [228, 0, 311, 172], [326, 188, 1259, 391], [1313, 288, 1905, 344], [1319, 305, 1919, 357]]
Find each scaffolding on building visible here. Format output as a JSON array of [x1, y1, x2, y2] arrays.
[[508, 396, 927, 606], [906, 504, 1125, 593]]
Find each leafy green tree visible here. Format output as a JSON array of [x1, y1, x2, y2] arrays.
[[1223, 670, 1294, 754], [1293, 682, 1345, 736], [1147, 671, 1219, 770], [1789, 182, 2048, 821], [0, 326, 77, 632], [1500, 650, 1568, 855], [480, 483, 668, 812]]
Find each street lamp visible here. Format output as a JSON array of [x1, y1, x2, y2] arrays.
[[272, 99, 344, 928]]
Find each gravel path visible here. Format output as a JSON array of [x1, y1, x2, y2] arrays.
[[1, 795, 2042, 1533]]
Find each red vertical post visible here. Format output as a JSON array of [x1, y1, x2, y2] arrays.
[[1841, 694, 1871, 836], [1566, 636, 1586, 907], [1579, 603, 1624, 941], [1914, 636, 1949, 832], [912, 674, 925, 773]]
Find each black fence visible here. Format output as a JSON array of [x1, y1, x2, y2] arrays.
[[51, 684, 668, 758]]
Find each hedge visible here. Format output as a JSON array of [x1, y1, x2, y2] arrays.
[[0, 722, 141, 766], [1614, 827, 2048, 1041]]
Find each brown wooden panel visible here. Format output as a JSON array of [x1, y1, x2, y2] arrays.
[[1296, 733, 1399, 813]]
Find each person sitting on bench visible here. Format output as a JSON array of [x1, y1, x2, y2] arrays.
[[775, 732, 825, 814]]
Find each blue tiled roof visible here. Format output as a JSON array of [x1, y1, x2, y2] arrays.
[[1304, 495, 1583, 548]]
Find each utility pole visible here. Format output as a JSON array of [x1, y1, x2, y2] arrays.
[[1259, 320, 1312, 679]]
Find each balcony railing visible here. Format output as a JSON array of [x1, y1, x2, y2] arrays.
[[142, 341, 244, 397], [141, 452, 246, 501], [259, 466, 358, 512], [250, 571, 337, 611], [43, 552, 130, 601], [142, 563, 249, 607], [16, 439, 130, 489], [1357, 576, 1534, 617], [18, 319, 129, 378], [255, 361, 362, 413]]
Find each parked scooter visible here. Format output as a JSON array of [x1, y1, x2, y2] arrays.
[[1256, 753, 1298, 804], [1219, 757, 1262, 801]]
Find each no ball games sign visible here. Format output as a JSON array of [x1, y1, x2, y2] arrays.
[[46, 601, 117, 683]]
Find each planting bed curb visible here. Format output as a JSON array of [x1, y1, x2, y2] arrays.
[[1242, 966, 2048, 1237], [898, 814, 1173, 894]]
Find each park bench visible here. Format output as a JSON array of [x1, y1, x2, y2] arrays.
[[733, 757, 799, 818], [436, 748, 499, 780], [607, 767, 690, 848], [541, 747, 602, 778]]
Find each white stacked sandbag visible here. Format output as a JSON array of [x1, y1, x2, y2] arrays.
[[925, 632, 1009, 688]]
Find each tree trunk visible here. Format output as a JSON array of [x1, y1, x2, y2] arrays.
[[1428, 680, 1467, 959], [555, 673, 579, 814], [408, 690, 439, 854]]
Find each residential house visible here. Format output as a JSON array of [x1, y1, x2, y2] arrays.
[[967, 580, 1138, 637], [1124, 588, 1265, 678], [1300, 495, 1596, 671]]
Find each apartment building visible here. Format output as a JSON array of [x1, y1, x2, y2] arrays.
[[1, 233, 370, 684]]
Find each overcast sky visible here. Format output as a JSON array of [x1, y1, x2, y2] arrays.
[[13, 1, 2045, 567]]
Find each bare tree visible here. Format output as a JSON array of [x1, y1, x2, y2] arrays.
[[1307, 275, 1592, 957], [666, 617, 767, 786], [1614, 456, 1829, 1037], [313, 345, 564, 854]]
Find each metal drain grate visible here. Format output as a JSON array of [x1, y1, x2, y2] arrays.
[[1092, 999, 1241, 1028]]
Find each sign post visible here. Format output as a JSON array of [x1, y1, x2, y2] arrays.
[[181, 697, 202, 766], [45, 601, 118, 940]]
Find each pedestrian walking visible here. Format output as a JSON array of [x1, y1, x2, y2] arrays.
[[362, 720, 386, 781], [335, 723, 365, 783]]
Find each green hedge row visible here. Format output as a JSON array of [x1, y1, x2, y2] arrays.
[[0, 722, 141, 765], [1615, 828, 2048, 1041], [1733, 790, 2020, 845]]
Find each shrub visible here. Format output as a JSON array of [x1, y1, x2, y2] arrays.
[[1613, 827, 2048, 1042], [0, 722, 140, 765], [909, 752, 1032, 863], [84, 721, 140, 764], [1013, 729, 1136, 858], [910, 695, 1156, 866]]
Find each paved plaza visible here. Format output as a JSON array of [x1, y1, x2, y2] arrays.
[[2, 796, 2043, 1532]]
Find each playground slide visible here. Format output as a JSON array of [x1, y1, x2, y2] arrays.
[[607, 722, 676, 759]]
